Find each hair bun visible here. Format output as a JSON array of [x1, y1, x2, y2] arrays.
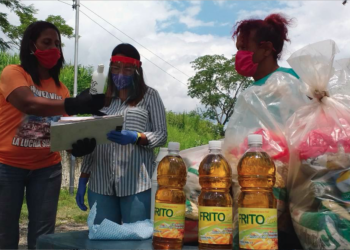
[[264, 13, 292, 42]]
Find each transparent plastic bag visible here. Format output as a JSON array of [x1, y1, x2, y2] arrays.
[[180, 144, 209, 220], [286, 40, 350, 249], [223, 67, 308, 248]]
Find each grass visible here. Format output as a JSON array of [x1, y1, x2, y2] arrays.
[[60, 65, 93, 96], [20, 188, 89, 225], [0, 51, 20, 70], [165, 111, 222, 149]]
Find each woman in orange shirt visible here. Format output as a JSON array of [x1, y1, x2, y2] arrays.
[[0, 21, 104, 249]]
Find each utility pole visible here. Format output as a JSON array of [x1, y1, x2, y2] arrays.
[[69, 0, 80, 195]]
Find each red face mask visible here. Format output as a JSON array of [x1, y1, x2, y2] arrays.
[[235, 50, 258, 77], [33, 47, 61, 69]]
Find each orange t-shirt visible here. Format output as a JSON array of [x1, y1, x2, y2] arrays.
[[0, 65, 70, 170]]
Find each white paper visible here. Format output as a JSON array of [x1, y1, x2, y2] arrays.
[[59, 116, 95, 122], [50, 115, 124, 152], [58, 115, 118, 123]]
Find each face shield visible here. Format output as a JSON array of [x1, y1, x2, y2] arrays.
[[110, 56, 141, 90], [105, 56, 142, 104]]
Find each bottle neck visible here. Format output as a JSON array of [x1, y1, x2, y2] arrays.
[[168, 150, 179, 155], [248, 144, 262, 150], [209, 148, 221, 154]]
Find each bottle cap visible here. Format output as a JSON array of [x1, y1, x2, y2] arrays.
[[209, 140, 222, 150], [168, 142, 180, 151], [248, 134, 263, 145], [97, 64, 104, 73]]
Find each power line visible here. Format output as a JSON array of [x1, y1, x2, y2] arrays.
[[80, 2, 191, 79], [55, 0, 188, 86], [57, 0, 71, 7], [79, 10, 188, 86], [80, 11, 123, 43]]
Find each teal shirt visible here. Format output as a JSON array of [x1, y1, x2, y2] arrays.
[[253, 67, 299, 86]]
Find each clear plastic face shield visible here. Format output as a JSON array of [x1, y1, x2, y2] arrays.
[[105, 56, 142, 104]]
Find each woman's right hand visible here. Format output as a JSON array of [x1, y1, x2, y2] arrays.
[[64, 88, 106, 116], [76, 177, 89, 211], [7, 87, 105, 117]]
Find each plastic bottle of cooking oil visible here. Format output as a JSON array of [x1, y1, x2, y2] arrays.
[[237, 134, 278, 250], [152, 142, 187, 250], [198, 141, 233, 250], [151, 147, 169, 222]]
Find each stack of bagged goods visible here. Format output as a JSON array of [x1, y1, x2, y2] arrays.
[[286, 40, 350, 249], [184, 165, 200, 220], [331, 58, 350, 94], [223, 66, 308, 247], [180, 145, 209, 221]]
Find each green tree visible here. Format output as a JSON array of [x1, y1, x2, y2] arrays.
[[45, 15, 74, 39], [0, 0, 73, 50], [188, 54, 252, 131], [0, 0, 35, 50]]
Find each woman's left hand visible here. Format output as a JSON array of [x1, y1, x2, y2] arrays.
[[107, 130, 138, 145], [71, 138, 96, 157]]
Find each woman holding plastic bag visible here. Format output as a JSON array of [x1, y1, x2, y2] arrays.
[[223, 13, 308, 249], [286, 40, 350, 249]]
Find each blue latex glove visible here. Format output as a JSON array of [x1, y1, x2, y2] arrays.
[[76, 177, 89, 211], [107, 130, 138, 145]]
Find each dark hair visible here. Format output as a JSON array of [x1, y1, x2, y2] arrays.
[[20, 21, 65, 87], [105, 43, 148, 106], [232, 13, 293, 60]]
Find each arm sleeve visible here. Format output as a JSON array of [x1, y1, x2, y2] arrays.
[[61, 83, 71, 117], [0, 65, 30, 100], [143, 90, 168, 148], [81, 153, 94, 174]]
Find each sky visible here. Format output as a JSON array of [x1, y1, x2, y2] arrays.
[[1, 0, 350, 113]]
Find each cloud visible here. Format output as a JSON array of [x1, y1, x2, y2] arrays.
[[177, 2, 216, 28], [219, 22, 231, 27], [3, 1, 350, 113], [179, 16, 215, 28], [213, 1, 226, 7], [213, 0, 237, 8]]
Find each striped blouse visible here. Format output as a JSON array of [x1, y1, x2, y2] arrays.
[[81, 87, 167, 196]]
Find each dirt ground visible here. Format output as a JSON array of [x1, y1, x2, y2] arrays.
[[19, 222, 88, 249]]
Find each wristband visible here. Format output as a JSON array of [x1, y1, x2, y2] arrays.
[[135, 132, 142, 145]]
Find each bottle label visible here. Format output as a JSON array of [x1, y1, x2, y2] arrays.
[[238, 208, 278, 249], [198, 206, 233, 245], [153, 202, 185, 239], [90, 79, 98, 94]]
